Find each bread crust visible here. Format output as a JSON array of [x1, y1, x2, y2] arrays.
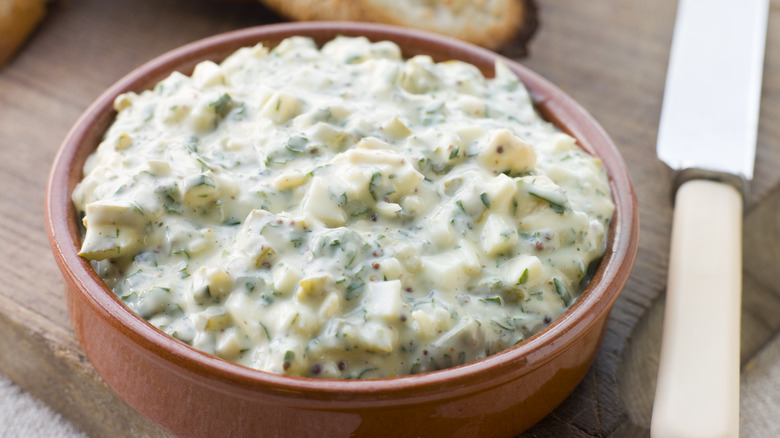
[[258, 0, 527, 50], [0, 0, 48, 67]]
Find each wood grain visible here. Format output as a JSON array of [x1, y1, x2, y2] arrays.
[[1, 0, 779, 437]]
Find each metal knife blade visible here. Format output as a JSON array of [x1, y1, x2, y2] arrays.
[[652, 1, 768, 437], [656, 0, 767, 185]]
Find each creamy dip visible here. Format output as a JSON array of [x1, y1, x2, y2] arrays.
[[73, 36, 614, 379]]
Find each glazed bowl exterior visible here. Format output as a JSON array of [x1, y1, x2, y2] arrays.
[[46, 22, 638, 438]]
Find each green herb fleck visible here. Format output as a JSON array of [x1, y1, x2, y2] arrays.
[[357, 367, 377, 379], [259, 321, 271, 340], [285, 135, 308, 153], [346, 278, 365, 300], [491, 318, 515, 331], [480, 296, 502, 306], [283, 350, 295, 370], [516, 268, 529, 285], [345, 54, 362, 64], [526, 185, 567, 214], [368, 171, 381, 201], [210, 93, 232, 117], [480, 192, 490, 208], [553, 278, 572, 305]]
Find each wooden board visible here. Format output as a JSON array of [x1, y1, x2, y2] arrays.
[[1, 0, 779, 436]]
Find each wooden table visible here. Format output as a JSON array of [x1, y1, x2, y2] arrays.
[[1, 0, 779, 436]]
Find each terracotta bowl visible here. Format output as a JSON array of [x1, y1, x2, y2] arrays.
[[46, 22, 638, 438]]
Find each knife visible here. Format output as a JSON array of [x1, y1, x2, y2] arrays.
[[651, 0, 768, 437]]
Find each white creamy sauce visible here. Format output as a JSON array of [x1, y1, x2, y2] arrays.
[[73, 36, 614, 379]]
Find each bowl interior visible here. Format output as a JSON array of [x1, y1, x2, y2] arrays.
[[47, 22, 638, 399]]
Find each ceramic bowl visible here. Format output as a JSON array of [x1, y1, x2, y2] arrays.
[[46, 22, 638, 438]]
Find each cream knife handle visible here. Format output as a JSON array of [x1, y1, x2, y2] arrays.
[[651, 179, 742, 438]]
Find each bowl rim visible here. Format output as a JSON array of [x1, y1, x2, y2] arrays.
[[46, 21, 638, 403]]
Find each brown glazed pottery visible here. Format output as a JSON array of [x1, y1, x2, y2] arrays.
[[46, 22, 638, 438]]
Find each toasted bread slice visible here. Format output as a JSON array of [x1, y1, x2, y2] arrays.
[[0, 0, 48, 67], [258, 0, 528, 50]]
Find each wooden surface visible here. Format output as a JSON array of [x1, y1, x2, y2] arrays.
[[1, 0, 779, 436]]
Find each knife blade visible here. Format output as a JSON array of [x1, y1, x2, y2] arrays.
[[652, 0, 768, 437]]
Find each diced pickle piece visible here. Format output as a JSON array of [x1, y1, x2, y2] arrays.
[[135, 287, 171, 319], [191, 266, 234, 304], [334, 147, 424, 202], [400, 195, 426, 218], [354, 137, 392, 150], [302, 177, 347, 227], [198, 306, 231, 331], [542, 132, 578, 153], [187, 93, 232, 132], [378, 257, 404, 281], [236, 210, 309, 264], [265, 301, 322, 339], [356, 321, 398, 353], [220, 44, 269, 73], [236, 233, 275, 267], [296, 274, 332, 302], [426, 207, 456, 248], [502, 255, 544, 291], [395, 244, 422, 273], [520, 175, 568, 212], [162, 101, 191, 125], [182, 173, 220, 207], [480, 213, 518, 257], [382, 117, 411, 139], [273, 169, 308, 190], [192, 60, 227, 88], [113, 92, 136, 112], [115, 133, 133, 150], [420, 248, 480, 291], [412, 307, 452, 340], [146, 159, 171, 176], [293, 308, 319, 337], [375, 201, 402, 218], [319, 292, 341, 319], [308, 122, 349, 151], [168, 320, 196, 344], [431, 317, 481, 351], [399, 56, 438, 94], [484, 173, 518, 213], [451, 94, 486, 117], [225, 292, 267, 344], [365, 280, 402, 322], [275, 343, 305, 375], [79, 201, 147, 260], [272, 263, 302, 295], [215, 327, 244, 360], [478, 129, 536, 175], [260, 91, 302, 125], [454, 125, 485, 145]]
